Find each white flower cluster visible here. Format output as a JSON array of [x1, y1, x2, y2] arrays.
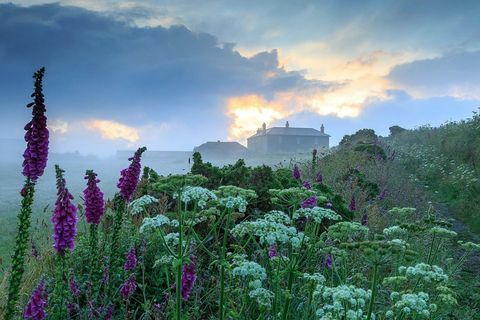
[[248, 287, 274, 309], [264, 210, 292, 225], [231, 259, 272, 308], [399, 263, 448, 283], [315, 285, 372, 320], [293, 207, 341, 224], [383, 226, 407, 238], [458, 240, 480, 251], [129, 195, 158, 215], [429, 226, 457, 238], [140, 214, 179, 233], [231, 217, 306, 248], [232, 260, 267, 286], [164, 232, 179, 246], [174, 186, 217, 209], [218, 196, 248, 213], [326, 222, 369, 242], [387, 292, 436, 318], [303, 273, 326, 285]]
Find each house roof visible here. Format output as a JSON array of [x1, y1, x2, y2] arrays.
[[248, 127, 330, 139], [194, 141, 247, 152]]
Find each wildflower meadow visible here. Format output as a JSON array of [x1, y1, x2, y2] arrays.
[[1, 68, 479, 320]]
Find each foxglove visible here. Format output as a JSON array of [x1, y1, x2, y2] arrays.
[[316, 173, 323, 184], [124, 247, 137, 271], [349, 195, 356, 212], [22, 67, 49, 182], [181, 256, 197, 301], [120, 275, 137, 300], [361, 214, 369, 226], [268, 245, 278, 258], [292, 165, 301, 180], [117, 147, 147, 201], [324, 254, 333, 269], [84, 170, 104, 224], [303, 180, 312, 190], [301, 195, 317, 209], [6, 68, 49, 320], [23, 280, 48, 320], [52, 165, 78, 254]]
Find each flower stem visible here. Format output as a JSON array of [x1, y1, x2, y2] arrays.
[[5, 179, 35, 320], [219, 211, 232, 320], [366, 263, 379, 320]]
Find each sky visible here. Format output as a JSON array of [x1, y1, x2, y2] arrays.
[[1, 0, 479, 155]]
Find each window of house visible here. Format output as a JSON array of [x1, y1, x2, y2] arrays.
[[296, 137, 300, 144]]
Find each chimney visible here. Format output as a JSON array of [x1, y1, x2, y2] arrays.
[[320, 124, 325, 134], [262, 122, 267, 134], [285, 121, 290, 128]]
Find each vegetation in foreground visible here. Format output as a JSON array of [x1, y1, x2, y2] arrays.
[[1, 69, 479, 320]]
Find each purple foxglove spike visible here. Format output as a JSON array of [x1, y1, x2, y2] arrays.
[[23, 280, 48, 320], [361, 214, 369, 226], [324, 254, 333, 269], [349, 195, 356, 211], [22, 67, 49, 182], [268, 245, 278, 258], [84, 170, 105, 224], [303, 180, 312, 190], [117, 147, 147, 201], [69, 276, 80, 297], [292, 165, 301, 180], [301, 195, 317, 209], [51, 165, 78, 254], [181, 256, 197, 301], [124, 247, 137, 271], [120, 275, 137, 300], [316, 173, 323, 184]]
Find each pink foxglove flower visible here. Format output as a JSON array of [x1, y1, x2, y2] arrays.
[[51, 165, 78, 254], [23, 280, 48, 320], [22, 67, 49, 182], [117, 147, 147, 201], [84, 170, 104, 224]]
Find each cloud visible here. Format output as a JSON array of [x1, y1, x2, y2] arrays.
[[86, 119, 140, 143], [49, 119, 69, 134], [389, 50, 480, 100]]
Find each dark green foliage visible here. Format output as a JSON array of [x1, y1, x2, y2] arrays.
[[191, 152, 224, 189], [388, 125, 407, 136], [249, 165, 278, 211], [341, 168, 380, 200], [150, 174, 208, 197], [312, 183, 353, 220], [353, 143, 387, 160], [340, 129, 378, 146], [273, 168, 300, 189]]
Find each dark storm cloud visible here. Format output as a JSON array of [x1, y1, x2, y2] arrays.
[[389, 50, 480, 99], [0, 3, 327, 122]]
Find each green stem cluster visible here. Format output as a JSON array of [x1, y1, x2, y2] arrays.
[[5, 179, 35, 320]]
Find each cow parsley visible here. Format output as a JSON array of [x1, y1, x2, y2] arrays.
[[140, 214, 179, 233], [248, 287, 274, 309], [129, 195, 158, 215], [389, 292, 435, 318], [315, 285, 372, 320], [429, 226, 457, 238], [383, 226, 407, 238], [174, 186, 217, 209], [218, 196, 248, 213], [231, 218, 306, 248], [399, 263, 448, 283], [293, 207, 341, 224]]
